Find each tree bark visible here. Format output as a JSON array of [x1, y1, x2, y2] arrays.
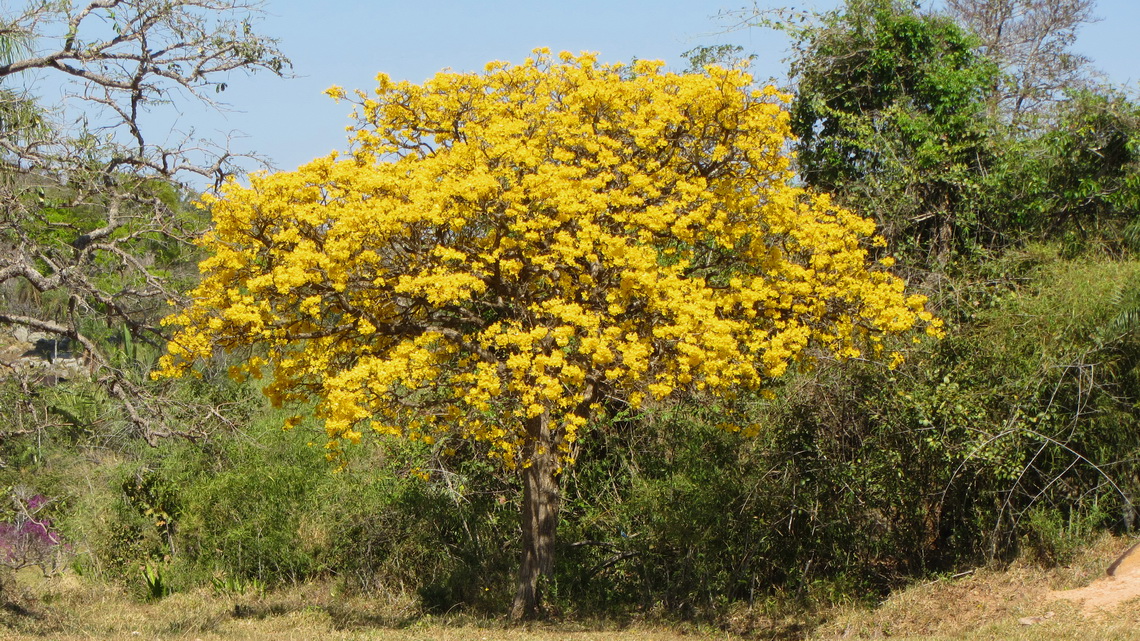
[[510, 412, 560, 620]]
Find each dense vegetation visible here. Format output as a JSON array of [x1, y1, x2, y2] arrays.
[[3, 0, 1140, 632]]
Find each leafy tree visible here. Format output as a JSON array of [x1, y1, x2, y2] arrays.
[[157, 50, 940, 618], [0, 0, 288, 442], [782, 0, 1001, 263]]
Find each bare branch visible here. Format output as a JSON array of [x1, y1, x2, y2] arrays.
[[946, 0, 1099, 125], [0, 0, 290, 442]]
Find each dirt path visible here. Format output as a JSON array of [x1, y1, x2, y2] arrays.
[[1051, 541, 1140, 613]]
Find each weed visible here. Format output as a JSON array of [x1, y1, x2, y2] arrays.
[[141, 563, 171, 601]]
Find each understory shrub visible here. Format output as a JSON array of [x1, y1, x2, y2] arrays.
[[545, 249, 1140, 616], [3, 248, 1138, 618]]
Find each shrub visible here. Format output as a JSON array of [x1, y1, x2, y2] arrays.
[[0, 490, 69, 575]]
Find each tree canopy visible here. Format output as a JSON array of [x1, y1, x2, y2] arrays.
[[785, 0, 999, 262], [158, 50, 940, 617]]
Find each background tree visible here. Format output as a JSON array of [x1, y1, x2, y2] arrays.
[[157, 51, 940, 618], [782, 0, 1001, 265], [944, 0, 1096, 127], [0, 0, 288, 442], [721, 0, 1140, 578]]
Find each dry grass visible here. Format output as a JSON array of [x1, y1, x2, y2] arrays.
[[6, 536, 1140, 640], [0, 571, 742, 641], [808, 534, 1140, 640]]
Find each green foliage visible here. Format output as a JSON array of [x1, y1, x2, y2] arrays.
[[550, 396, 920, 616], [0, 28, 47, 144], [904, 252, 1140, 555], [781, 1, 1140, 260], [1023, 89, 1140, 248], [786, 0, 1001, 262], [210, 573, 265, 597], [122, 469, 180, 553], [325, 451, 517, 613], [169, 421, 327, 586], [18, 402, 518, 612], [680, 44, 753, 74], [545, 249, 1140, 617], [1021, 503, 1108, 567], [141, 562, 172, 601]]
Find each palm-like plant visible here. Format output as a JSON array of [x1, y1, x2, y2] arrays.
[[0, 26, 46, 145]]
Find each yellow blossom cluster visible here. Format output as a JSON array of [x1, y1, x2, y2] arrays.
[[157, 50, 940, 468]]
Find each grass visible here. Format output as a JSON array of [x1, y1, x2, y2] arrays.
[[0, 571, 744, 641], [3, 536, 1140, 640]]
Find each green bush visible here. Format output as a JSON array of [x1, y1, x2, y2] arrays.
[[542, 249, 1140, 618], [44, 407, 521, 610]]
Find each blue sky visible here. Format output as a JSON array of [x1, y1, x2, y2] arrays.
[[97, 0, 1140, 177]]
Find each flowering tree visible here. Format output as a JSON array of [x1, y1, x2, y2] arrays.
[[158, 50, 940, 618]]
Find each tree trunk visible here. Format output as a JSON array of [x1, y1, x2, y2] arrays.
[[510, 412, 560, 620]]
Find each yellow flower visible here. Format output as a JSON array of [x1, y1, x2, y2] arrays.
[[157, 50, 938, 469]]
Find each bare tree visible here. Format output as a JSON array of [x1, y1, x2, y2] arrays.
[[945, 0, 1097, 126], [0, 0, 288, 443]]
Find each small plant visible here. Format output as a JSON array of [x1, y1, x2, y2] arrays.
[[141, 563, 171, 601], [211, 573, 265, 597], [1022, 504, 1108, 567]]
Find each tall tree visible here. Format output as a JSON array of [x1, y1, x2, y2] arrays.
[[0, 0, 288, 442], [945, 0, 1096, 126], [781, 0, 1001, 263], [157, 51, 941, 618]]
